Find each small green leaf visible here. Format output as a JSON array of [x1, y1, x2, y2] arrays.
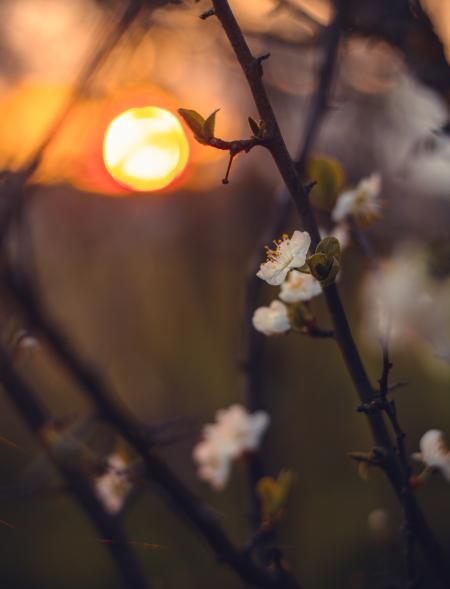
[[306, 155, 345, 211], [203, 109, 220, 140], [316, 236, 341, 261], [178, 108, 206, 138], [321, 256, 340, 287], [248, 116, 260, 136], [307, 252, 333, 281], [297, 263, 311, 274]]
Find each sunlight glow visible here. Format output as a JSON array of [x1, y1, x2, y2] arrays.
[[103, 106, 189, 192]]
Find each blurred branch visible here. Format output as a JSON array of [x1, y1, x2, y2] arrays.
[[207, 1, 450, 586], [378, 345, 418, 589], [269, 0, 325, 31], [0, 1, 298, 584], [0, 344, 151, 589], [25, 0, 146, 181], [240, 0, 343, 530], [343, 0, 450, 107], [351, 221, 418, 585], [1, 263, 301, 589]]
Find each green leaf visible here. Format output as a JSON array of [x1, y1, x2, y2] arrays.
[[316, 236, 341, 261], [306, 155, 345, 211], [321, 256, 340, 287], [307, 252, 340, 287], [248, 116, 260, 137], [297, 263, 311, 274], [203, 109, 220, 140], [307, 252, 333, 281], [178, 108, 206, 138]]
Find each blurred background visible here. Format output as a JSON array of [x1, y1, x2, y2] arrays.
[[0, 0, 449, 587]]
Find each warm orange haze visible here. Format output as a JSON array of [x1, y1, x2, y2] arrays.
[[0, 2, 450, 589], [103, 106, 190, 192], [0, 84, 192, 194]]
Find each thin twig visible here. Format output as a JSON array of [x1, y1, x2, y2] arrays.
[[378, 343, 418, 588], [208, 1, 450, 585], [352, 219, 418, 586]]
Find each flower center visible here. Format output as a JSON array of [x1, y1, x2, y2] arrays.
[[264, 233, 289, 261]]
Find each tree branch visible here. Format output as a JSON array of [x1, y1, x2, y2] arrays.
[[208, 1, 450, 586], [241, 8, 341, 526], [2, 264, 301, 589], [0, 344, 151, 589]]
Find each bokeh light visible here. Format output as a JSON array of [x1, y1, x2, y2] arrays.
[[103, 106, 189, 192]]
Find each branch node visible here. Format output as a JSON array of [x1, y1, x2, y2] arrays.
[[199, 8, 215, 20]]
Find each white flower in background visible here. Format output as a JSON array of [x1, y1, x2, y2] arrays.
[[256, 230, 311, 286], [192, 438, 232, 491], [193, 404, 270, 490], [362, 244, 450, 361], [329, 223, 350, 251], [412, 430, 450, 482], [95, 453, 132, 515], [279, 270, 322, 303], [252, 300, 290, 335], [320, 224, 350, 251], [332, 173, 382, 224]]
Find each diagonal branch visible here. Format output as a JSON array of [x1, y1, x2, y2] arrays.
[[208, 1, 450, 586], [2, 264, 301, 589], [0, 344, 151, 589]]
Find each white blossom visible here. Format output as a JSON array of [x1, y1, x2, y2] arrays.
[[320, 224, 350, 251], [193, 404, 270, 490], [192, 439, 232, 491], [332, 173, 382, 224], [95, 453, 132, 515], [412, 430, 450, 482], [361, 245, 450, 361], [256, 230, 311, 286], [252, 300, 290, 336], [279, 270, 322, 303]]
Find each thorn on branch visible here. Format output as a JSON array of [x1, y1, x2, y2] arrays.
[[348, 446, 388, 467], [304, 180, 317, 195], [254, 53, 271, 77], [199, 8, 215, 20], [388, 381, 408, 393], [222, 153, 235, 184], [356, 398, 386, 415]]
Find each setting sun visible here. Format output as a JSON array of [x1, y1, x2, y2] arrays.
[[103, 106, 189, 192]]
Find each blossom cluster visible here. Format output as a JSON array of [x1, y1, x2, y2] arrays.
[[252, 173, 381, 337], [252, 231, 322, 336], [193, 404, 269, 490], [332, 173, 382, 225]]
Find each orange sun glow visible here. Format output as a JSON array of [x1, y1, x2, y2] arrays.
[[103, 106, 189, 192]]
